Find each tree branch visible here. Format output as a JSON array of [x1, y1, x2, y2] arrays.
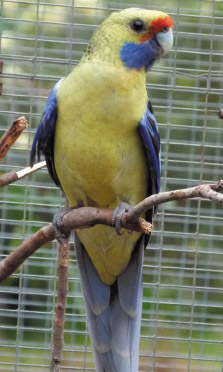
[[1, 181, 223, 284]]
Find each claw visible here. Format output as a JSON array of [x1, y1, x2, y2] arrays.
[[53, 206, 76, 243], [112, 202, 132, 235]]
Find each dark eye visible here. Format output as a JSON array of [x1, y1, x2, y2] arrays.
[[130, 19, 145, 33], [162, 26, 169, 33]]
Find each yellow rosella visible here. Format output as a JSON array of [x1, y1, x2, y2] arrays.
[[31, 8, 173, 371]]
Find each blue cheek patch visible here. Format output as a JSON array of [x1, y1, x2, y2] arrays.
[[120, 39, 160, 71]]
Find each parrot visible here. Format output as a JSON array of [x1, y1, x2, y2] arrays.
[[30, 8, 173, 372]]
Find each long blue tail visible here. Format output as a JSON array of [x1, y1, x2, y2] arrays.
[[75, 234, 144, 372]]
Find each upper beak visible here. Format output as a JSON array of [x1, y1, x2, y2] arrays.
[[155, 28, 173, 55]]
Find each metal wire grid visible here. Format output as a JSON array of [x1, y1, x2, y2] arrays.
[[0, 0, 223, 371]]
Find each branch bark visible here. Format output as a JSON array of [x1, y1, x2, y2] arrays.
[[0, 117, 28, 160], [1, 180, 223, 284]]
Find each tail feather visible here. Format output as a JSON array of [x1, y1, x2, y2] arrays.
[[75, 235, 110, 315], [110, 348, 131, 372], [84, 299, 111, 353], [118, 236, 144, 316], [110, 295, 136, 357], [75, 233, 144, 372], [98, 349, 119, 372]]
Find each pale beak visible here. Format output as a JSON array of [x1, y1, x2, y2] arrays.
[[156, 28, 173, 55]]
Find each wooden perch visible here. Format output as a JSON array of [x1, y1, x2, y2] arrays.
[[1, 180, 223, 284], [0, 117, 28, 160]]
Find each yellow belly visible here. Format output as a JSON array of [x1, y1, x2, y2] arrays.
[[54, 62, 148, 284]]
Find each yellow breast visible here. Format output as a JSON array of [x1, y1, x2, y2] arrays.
[[54, 61, 148, 284]]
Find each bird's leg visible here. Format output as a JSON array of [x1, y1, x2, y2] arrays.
[[112, 202, 132, 235], [53, 206, 78, 243]]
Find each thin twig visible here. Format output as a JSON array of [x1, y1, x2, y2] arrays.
[[0, 117, 28, 160], [0, 161, 46, 187], [1, 181, 223, 284], [123, 181, 223, 223]]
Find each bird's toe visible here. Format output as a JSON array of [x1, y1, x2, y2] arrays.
[[112, 202, 132, 235], [53, 206, 76, 243]]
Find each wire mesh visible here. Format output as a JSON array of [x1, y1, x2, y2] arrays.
[[0, 0, 223, 371]]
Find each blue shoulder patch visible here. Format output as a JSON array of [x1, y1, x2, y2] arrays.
[[120, 39, 161, 71], [139, 101, 161, 217], [30, 78, 63, 187]]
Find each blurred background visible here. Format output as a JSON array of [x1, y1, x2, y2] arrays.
[[0, 0, 223, 371]]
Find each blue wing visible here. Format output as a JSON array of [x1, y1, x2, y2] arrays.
[[139, 100, 161, 220], [30, 78, 63, 187]]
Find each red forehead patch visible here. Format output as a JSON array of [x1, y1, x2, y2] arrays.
[[141, 15, 174, 43]]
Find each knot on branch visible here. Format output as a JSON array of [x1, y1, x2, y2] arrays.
[[213, 179, 223, 192]]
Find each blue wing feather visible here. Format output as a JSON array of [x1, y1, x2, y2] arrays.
[[139, 100, 161, 219], [30, 78, 63, 187]]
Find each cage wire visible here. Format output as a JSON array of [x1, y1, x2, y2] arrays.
[[0, 0, 223, 371]]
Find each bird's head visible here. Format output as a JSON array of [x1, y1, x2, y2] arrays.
[[83, 8, 174, 71]]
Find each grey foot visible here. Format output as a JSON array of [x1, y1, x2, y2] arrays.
[[112, 202, 132, 235], [53, 207, 76, 243]]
